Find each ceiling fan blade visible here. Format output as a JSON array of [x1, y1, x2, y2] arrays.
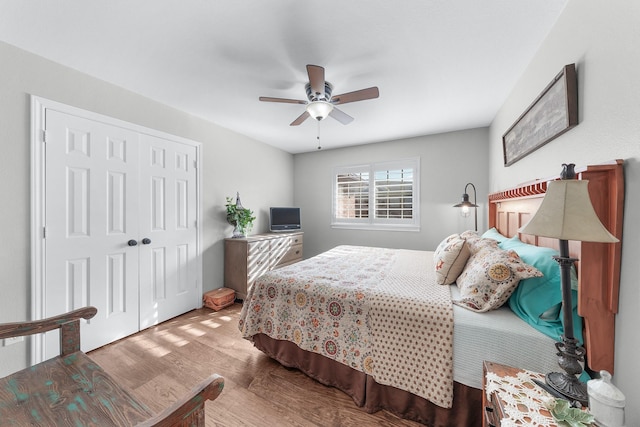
[[306, 65, 325, 96], [329, 107, 354, 125], [331, 87, 379, 105], [259, 96, 306, 104], [290, 111, 310, 126]]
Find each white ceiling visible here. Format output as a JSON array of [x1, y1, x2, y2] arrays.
[[0, 1, 567, 154]]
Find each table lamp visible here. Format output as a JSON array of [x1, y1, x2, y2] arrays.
[[519, 163, 619, 405]]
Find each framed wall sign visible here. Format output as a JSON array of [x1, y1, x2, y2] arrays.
[[502, 64, 578, 166]]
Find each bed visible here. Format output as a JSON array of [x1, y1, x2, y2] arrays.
[[239, 160, 624, 426]]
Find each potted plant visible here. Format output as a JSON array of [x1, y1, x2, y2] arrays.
[[225, 193, 255, 238]]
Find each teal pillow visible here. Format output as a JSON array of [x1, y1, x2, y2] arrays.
[[499, 236, 583, 344], [481, 227, 508, 243]]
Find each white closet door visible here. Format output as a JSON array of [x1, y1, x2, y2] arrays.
[[138, 134, 199, 329], [44, 109, 141, 357], [36, 101, 201, 361]]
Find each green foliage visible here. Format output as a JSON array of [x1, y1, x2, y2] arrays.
[[225, 196, 255, 236]]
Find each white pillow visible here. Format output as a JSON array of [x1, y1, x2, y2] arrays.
[[433, 234, 471, 285]]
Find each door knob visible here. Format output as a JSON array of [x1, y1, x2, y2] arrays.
[[141, 238, 152, 245], [127, 239, 138, 246]]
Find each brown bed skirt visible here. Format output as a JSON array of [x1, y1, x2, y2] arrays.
[[252, 334, 482, 426]]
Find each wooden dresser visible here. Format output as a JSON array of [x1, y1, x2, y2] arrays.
[[224, 232, 303, 300]]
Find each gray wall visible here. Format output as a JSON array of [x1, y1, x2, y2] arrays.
[[488, 0, 640, 422], [0, 40, 294, 376], [293, 128, 489, 258]]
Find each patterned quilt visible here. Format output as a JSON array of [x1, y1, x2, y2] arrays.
[[239, 245, 454, 408]]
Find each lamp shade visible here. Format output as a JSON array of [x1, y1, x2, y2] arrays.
[[306, 101, 334, 121], [453, 194, 478, 208], [519, 180, 619, 243]]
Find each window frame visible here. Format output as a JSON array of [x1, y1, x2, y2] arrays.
[[331, 158, 420, 231]]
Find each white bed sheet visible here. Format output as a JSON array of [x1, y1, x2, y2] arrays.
[[450, 284, 560, 389]]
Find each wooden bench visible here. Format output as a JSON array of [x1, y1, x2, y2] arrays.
[[0, 307, 224, 426]]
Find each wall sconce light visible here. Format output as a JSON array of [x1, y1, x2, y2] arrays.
[[453, 182, 478, 231]]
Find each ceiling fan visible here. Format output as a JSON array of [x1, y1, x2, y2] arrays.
[[259, 64, 380, 126]]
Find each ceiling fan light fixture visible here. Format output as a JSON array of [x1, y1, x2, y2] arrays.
[[260, 65, 378, 126], [306, 101, 334, 121]]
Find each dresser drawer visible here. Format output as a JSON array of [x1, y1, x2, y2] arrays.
[[248, 239, 270, 254], [270, 233, 304, 250], [288, 233, 303, 246], [247, 254, 270, 282], [274, 243, 303, 267]]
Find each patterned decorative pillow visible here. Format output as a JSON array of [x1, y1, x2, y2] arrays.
[[433, 234, 471, 285], [461, 230, 499, 254], [460, 230, 478, 239], [454, 246, 542, 312]]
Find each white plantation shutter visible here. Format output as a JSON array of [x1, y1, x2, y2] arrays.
[[374, 168, 413, 219], [333, 158, 419, 230], [336, 170, 369, 219]]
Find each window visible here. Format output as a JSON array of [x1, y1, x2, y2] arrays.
[[332, 158, 420, 231]]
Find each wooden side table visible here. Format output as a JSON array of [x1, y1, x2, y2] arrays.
[[483, 361, 509, 426], [483, 361, 567, 427]]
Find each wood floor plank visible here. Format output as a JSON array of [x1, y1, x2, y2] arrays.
[[89, 304, 423, 426]]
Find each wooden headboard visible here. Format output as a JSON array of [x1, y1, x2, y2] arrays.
[[488, 160, 624, 374]]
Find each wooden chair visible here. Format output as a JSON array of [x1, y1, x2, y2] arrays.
[[0, 306, 224, 426]]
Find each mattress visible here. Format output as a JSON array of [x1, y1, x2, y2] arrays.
[[451, 284, 560, 389]]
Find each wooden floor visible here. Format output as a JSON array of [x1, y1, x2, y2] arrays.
[[89, 303, 423, 426]]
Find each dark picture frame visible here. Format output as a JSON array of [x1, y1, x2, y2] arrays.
[[502, 64, 578, 166]]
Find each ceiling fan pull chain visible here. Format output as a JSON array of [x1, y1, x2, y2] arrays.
[[317, 120, 322, 150]]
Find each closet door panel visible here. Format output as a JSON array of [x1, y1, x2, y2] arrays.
[[138, 134, 199, 329], [44, 109, 140, 358]]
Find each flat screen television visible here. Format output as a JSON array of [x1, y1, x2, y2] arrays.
[[269, 207, 301, 232]]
